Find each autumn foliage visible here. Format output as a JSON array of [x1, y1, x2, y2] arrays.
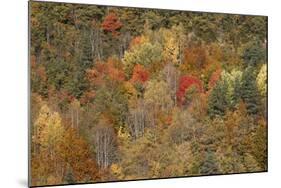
[[30, 2, 267, 186], [130, 64, 149, 84], [183, 46, 207, 70], [86, 58, 125, 87], [208, 68, 222, 89], [101, 12, 122, 36], [176, 75, 204, 105]]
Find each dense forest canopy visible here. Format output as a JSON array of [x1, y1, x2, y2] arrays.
[[30, 1, 267, 187]]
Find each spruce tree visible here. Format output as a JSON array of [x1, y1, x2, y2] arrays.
[[208, 79, 228, 118], [80, 28, 94, 69], [241, 66, 260, 114], [199, 149, 220, 174]]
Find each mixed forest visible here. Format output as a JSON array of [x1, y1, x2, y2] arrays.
[[30, 2, 267, 186]]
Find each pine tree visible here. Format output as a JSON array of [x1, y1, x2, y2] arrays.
[[80, 28, 93, 68], [64, 167, 75, 184], [199, 149, 220, 174], [208, 79, 228, 118], [241, 66, 260, 114], [242, 41, 266, 65]]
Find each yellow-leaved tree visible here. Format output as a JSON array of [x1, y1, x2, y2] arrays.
[[257, 64, 267, 98], [32, 104, 65, 185], [31, 104, 100, 186]]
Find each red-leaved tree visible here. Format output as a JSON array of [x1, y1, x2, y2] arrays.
[[101, 12, 122, 37], [176, 75, 203, 105], [130, 64, 149, 84]]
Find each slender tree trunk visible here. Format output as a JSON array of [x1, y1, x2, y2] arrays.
[[76, 109, 79, 130], [46, 25, 50, 45], [71, 109, 74, 129]]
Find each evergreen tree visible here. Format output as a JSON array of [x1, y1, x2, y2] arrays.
[[208, 79, 228, 118], [199, 149, 220, 174], [80, 28, 94, 68], [242, 41, 266, 65], [64, 167, 75, 184], [232, 74, 243, 108], [241, 66, 260, 114]]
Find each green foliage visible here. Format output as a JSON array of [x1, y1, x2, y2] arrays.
[[200, 149, 220, 175], [30, 2, 267, 186], [45, 60, 69, 89], [144, 79, 173, 111], [257, 64, 267, 98], [80, 29, 94, 66], [208, 79, 229, 117], [242, 41, 266, 65], [94, 85, 128, 129], [221, 70, 243, 108], [122, 42, 163, 77], [252, 118, 267, 170], [241, 66, 261, 114], [208, 68, 254, 118]]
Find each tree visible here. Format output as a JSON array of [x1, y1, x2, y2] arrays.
[[80, 28, 94, 67], [161, 63, 180, 105], [251, 117, 267, 170], [122, 41, 162, 77], [208, 68, 222, 90], [220, 69, 243, 109], [199, 149, 220, 175], [101, 12, 124, 58], [61, 128, 100, 182], [217, 146, 245, 174], [144, 80, 173, 128], [144, 80, 173, 112], [31, 104, 100, 186], [130, 64, 149, 84], [243, 153, 262, 172], [119, 8, 145, 36], [161, 25, 185, 65], [101, 12, 122, 36], [45, 60, 71, 91], [117, 131, 155, 179], [207, 69, 243, 117], [94, 117, 117, 169], [177, 75, 203, 106], [31, 56, 48, 97], [220, 15, 245, 52], [126, 99, 147, 139], [207, 79, 228, 117], [69, 99, 80, 130], [168, 109, 196, 145], [191, 13, 221, 43], [182, 45, 208, 72], [257, 64, 267, 98], [130, 64, 150, 96], [31, 104, 65, 185], [32, 104, 64, 154], [242, 41, 266, 65], [241, 66, 261, 114]]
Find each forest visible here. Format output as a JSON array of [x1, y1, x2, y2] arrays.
[[30, 1, 267, 186]]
